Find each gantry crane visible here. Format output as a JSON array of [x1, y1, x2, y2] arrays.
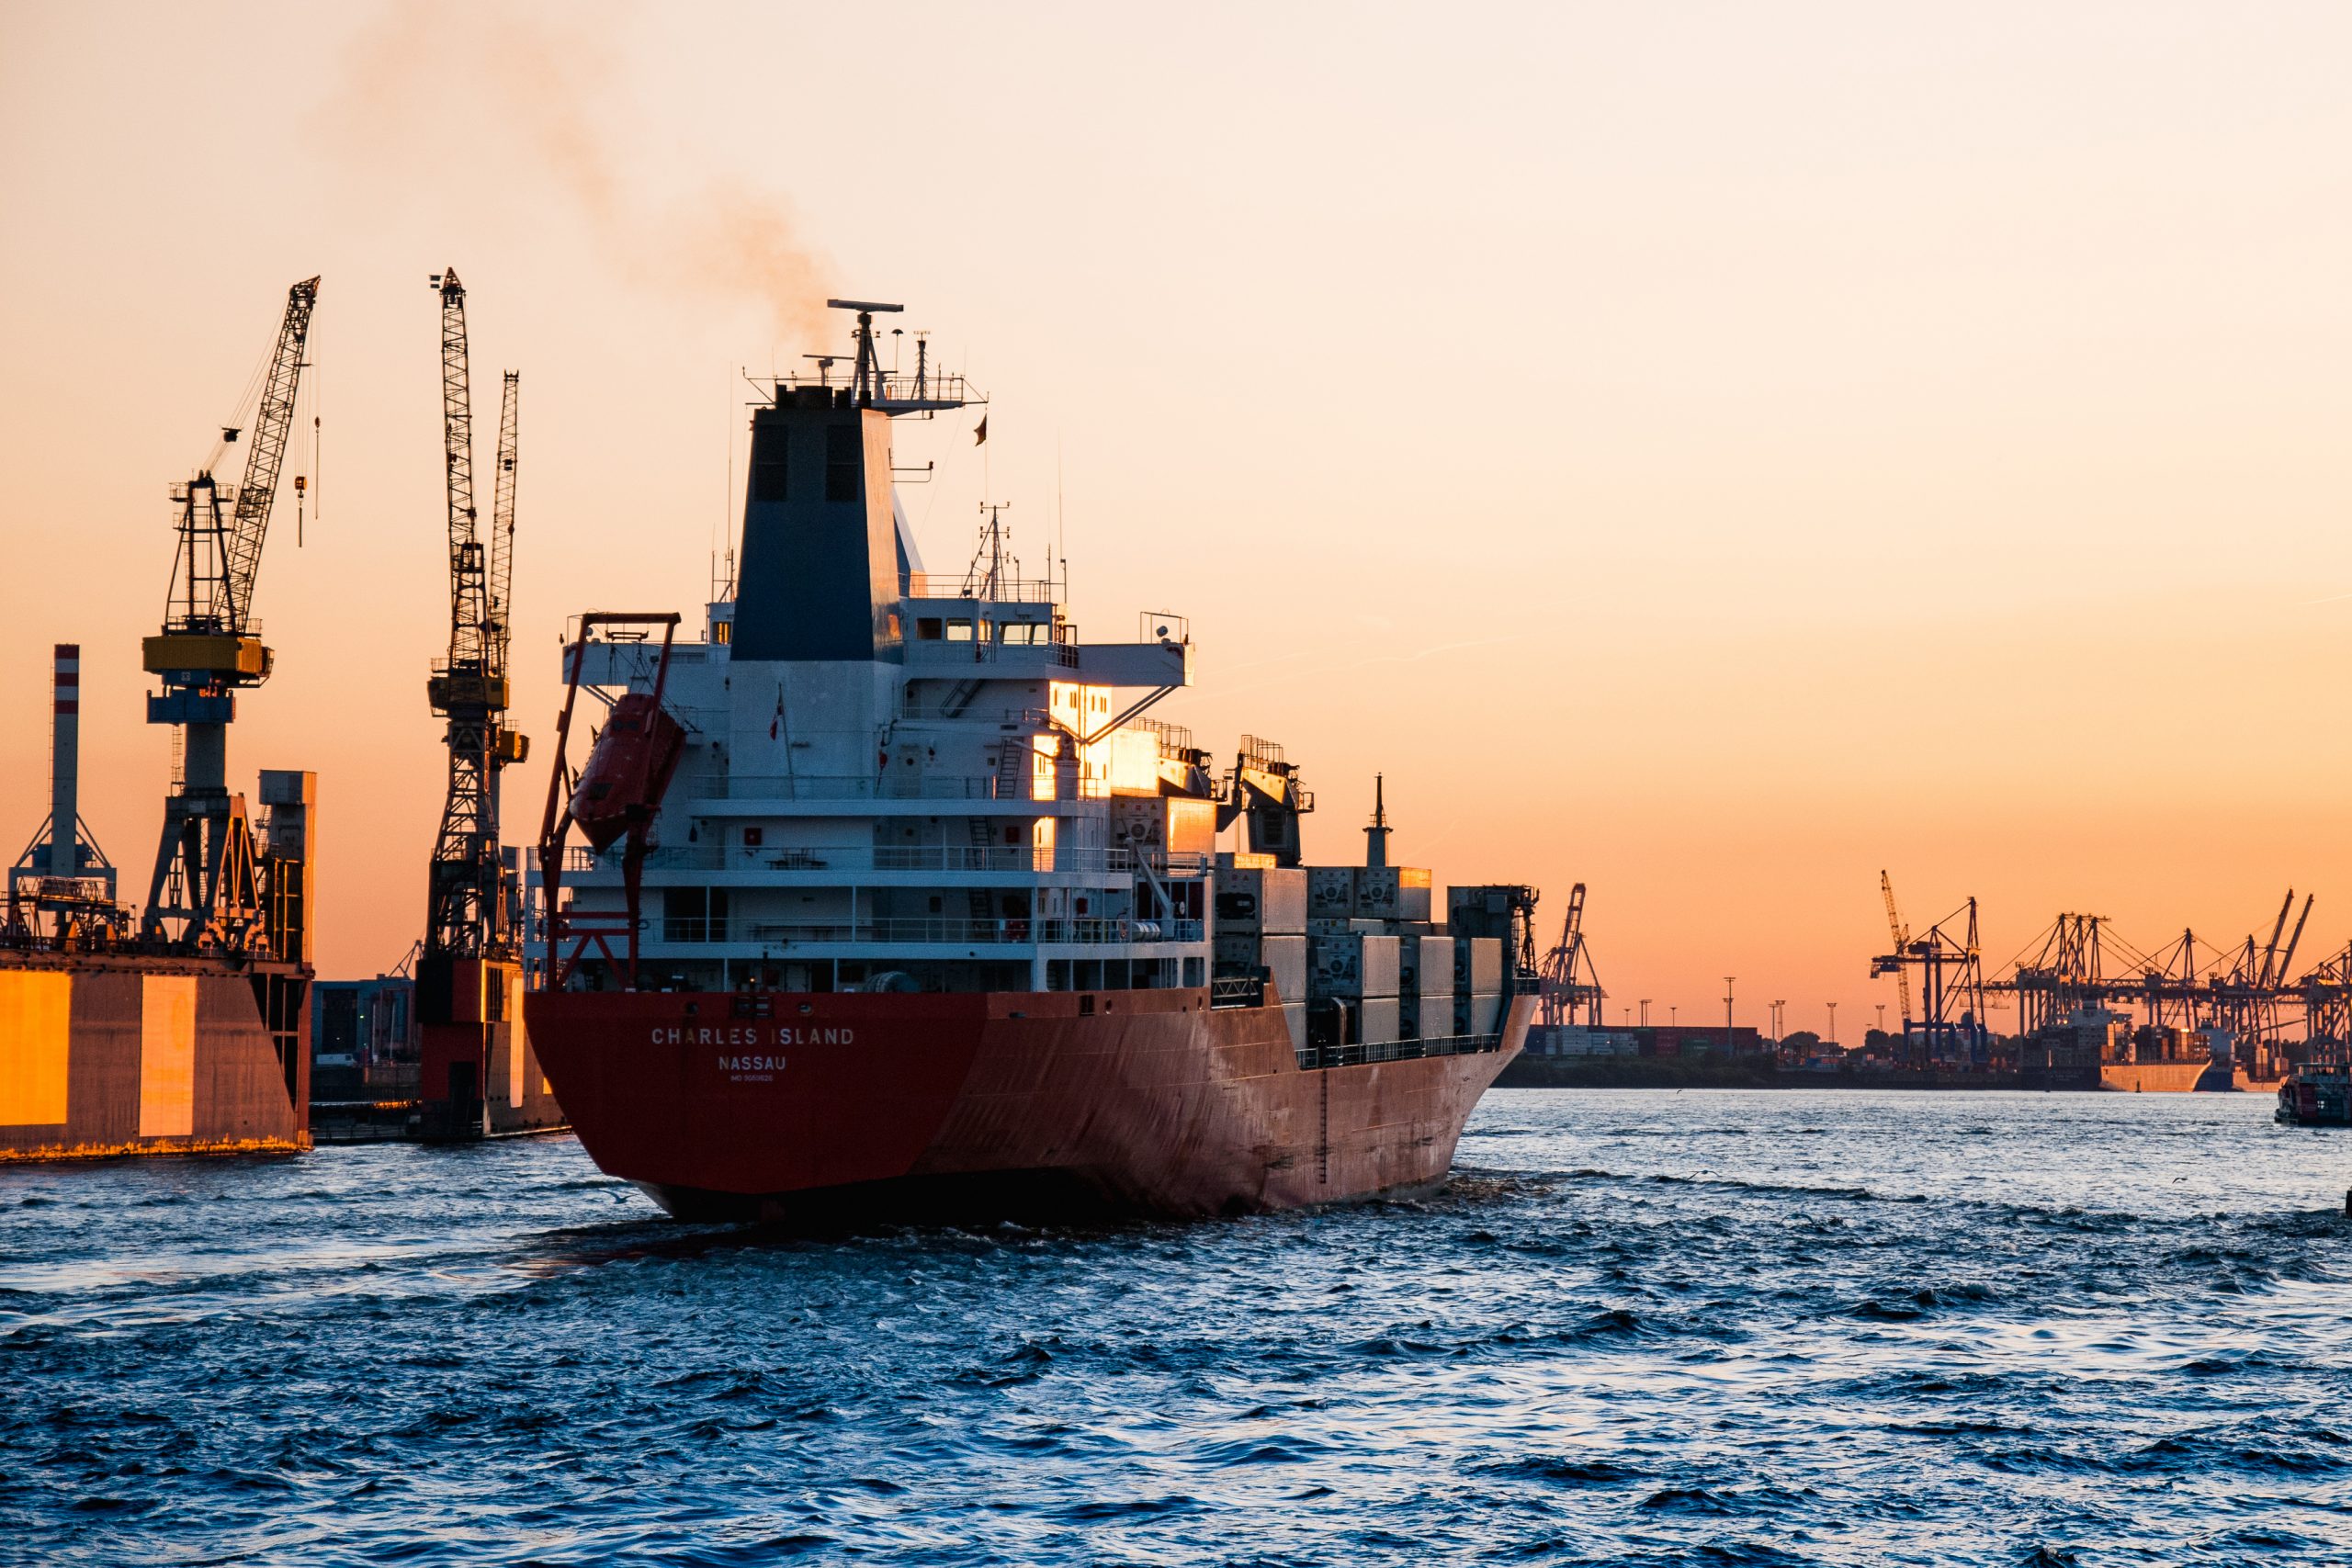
[[1537, 883, 1605, 1029], [418, 269, 537, 1137], [1870, 873, 1990, 1064], [141, 276, 320, 951]]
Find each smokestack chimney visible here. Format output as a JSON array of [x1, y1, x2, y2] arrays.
[[48, 644, 78, 880]]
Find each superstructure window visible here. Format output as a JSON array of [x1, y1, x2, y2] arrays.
[[946, 618, 974, 641], [662, 886, 730, 943], [916, 617, 943, 640], [825, 425, 861, 502], [752, 433, 788, 502]]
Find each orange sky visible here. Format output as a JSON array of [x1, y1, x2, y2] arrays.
[[3, 2, 2349, 1034]]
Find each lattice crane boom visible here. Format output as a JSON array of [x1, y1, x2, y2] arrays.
[[1880, 870, 1914, 1027], [220, 276, 319, 633], [436, 271, 485, 675], [489, 370, 519, 682]]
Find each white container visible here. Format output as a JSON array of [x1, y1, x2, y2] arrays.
[[1281, 1002, 1306, 1055], [1354, 865, 1433, 922], [1306, 865, 1356, 917], [1214, 864, 1307, 935], [1309, 931, 1401, 998], [1453, 937, 1503, 994], [1453, 990, 1504, 1036], [1261, 934, 1307, 1006], [1357, 996, 1403, 1046]]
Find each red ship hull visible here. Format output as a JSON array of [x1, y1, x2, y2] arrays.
[[525, 987, 1529, 1221]]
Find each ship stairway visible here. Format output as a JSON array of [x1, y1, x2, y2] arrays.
[[993, 739, 1028, 801], [939, 678, 984, 718], [966, 814, 996, 922]]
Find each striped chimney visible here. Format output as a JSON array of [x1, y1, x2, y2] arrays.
[[49, 644, 78, 879]]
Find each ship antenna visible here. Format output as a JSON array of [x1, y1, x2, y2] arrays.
[[1365, 773, 1391, 869]]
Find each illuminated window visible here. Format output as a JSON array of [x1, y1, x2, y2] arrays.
[[946, 618, 974, 641]]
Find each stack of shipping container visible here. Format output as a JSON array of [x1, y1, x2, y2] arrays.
[[1211, 853, 1509, 1056]]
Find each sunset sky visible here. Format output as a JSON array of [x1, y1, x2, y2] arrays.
[[3, 2, 2349, 1034]]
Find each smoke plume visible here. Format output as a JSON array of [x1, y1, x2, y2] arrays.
[[322, 0, 832, 344]]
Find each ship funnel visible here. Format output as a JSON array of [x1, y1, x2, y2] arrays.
[[48, 645, 79, 879]]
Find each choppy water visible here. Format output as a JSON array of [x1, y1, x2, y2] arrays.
[[4, 1090, 2351, 1566]]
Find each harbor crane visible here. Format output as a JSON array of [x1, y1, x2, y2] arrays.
[[1537, 883, 1605, 1029], [1869, 873, 1990, 1063], [418, 269, 530, 1134], [140, 276, 319, 952]]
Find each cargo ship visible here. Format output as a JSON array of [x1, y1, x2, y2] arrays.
[[523, 301, 1536, 1222]]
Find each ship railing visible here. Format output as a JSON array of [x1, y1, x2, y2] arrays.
[[739, 917, 1205, 947], [1309, 1032, 1505, 1069], [723, 774, 1008, 800], [719, 773, 1117, 802], [1210, 974, 1264, 1009], [564, 844, 1210, 877], [905, 571, 1058, 604]]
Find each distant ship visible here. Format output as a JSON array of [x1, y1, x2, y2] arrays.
[[523, 302, 1536, 1221]]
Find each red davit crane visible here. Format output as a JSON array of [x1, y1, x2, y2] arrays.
[[416, 269, 552, 1139]]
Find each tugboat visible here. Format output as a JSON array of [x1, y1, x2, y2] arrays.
[[2277, 1063, 2352, 1127], [520, 300, 1538, 1222]]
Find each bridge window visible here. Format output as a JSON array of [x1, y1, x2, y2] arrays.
[[826, 425, 861, 502], [752, 431, 788, 502]]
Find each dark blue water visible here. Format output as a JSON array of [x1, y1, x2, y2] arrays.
[[5, 1090, 2350, 1566]]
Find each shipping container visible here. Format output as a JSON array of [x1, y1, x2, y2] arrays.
[[1354, 865, 1434, 922], [1210, 932, 1306, 1005], [1281, 1001, 1306, 1055], [1212, 934, 1261, 967], [1306, 865, 1355, 917], [1213, 864, 1307, 935], [1309, 931, 1400, 998], [1358, 996, 1403, 1046], [1261, 934, 1307, 1007], [1452, 936, 1503, 995], [1453, 990, 1504, 1037]]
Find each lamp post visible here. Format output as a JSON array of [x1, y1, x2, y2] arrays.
[[1724, 976, 1736, 1046]]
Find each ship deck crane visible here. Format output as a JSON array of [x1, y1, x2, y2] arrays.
[[140, 276, 319, 950], [1217, 737, 1313, 866]]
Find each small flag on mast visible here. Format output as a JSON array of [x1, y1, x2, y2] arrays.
[[973, 414, 989, 446]]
